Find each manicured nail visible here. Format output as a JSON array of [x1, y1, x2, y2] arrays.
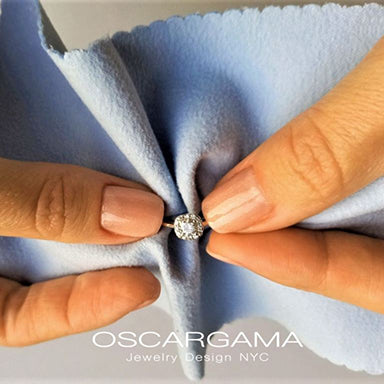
[[101, 186, 164, 237], [202, 167, 272, 233]]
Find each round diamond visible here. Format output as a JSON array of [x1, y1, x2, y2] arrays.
[[174, 213, 204, 240]]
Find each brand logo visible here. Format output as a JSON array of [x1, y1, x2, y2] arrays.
[[92, 330, 303, 349]]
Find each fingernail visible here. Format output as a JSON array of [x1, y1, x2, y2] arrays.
[[202, 167, 272, 233], [101, 186, 164, 237]]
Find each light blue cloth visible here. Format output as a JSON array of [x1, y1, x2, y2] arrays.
[[1, 0, 384, 380]]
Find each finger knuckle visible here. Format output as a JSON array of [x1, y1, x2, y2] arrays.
[[285, 111, 345, 200], [34, 170, 86, 241], [0, 286, 26, 347], [312, 231, 331, 293], [62, 278, 77, 333], [0, 302, 9, 346]]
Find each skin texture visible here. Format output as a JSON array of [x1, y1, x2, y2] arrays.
[[203, 35, 384, 315], [0, 158, 163, 346]]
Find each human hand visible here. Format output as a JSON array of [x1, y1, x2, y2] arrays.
[[0, 158, 163, 346], [202, 36, 384, 314]]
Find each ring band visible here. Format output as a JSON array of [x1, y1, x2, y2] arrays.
[[162, 222, 176, 229], [162, 220, 209, 229]]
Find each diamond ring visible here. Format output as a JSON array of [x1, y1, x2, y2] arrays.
[[162, 213, 208, 240]]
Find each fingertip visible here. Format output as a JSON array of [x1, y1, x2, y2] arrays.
[[205, 231, 242, 265], [83, 268, 161, 326], [116, 267, 161, 310], [136, 267, 161, 302], [150, 197, 165, 236], [205, 243, 228, 262], [136, 296, 159, 310]]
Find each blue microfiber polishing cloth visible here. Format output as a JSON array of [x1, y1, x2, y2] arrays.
[[1, 0, 384, 380]]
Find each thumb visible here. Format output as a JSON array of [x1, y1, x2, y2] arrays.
[[202, 36, 384, 233], [0, 157, 164, 243]]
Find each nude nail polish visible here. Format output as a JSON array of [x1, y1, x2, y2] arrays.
[[202, 167, 272, 233], [101, 186, 164, 237]]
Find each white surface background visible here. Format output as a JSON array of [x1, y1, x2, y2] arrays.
[[42, 0, 380, 49], [0, 1, 383, 382]]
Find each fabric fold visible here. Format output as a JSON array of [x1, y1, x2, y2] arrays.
[[47, 39, 182, 216]]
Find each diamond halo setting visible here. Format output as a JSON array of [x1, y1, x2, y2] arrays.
[[173, 213, 204, 240]]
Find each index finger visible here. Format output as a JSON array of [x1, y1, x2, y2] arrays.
[[202, 36, 384, 234]]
